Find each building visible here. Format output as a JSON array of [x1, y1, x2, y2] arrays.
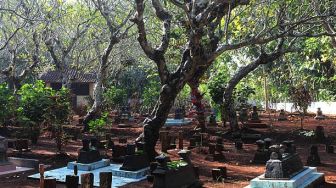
[[40, 69, 96, 108]]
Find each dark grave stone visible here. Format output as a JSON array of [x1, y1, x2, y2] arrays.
[[15, 139, 29, 151], [212, 169, 222, 181], [235, 140, 243, 150], [126, 144, 136, 155], [264, 138, 272, 149], [265, 151, 304, 179], [188, 138, 196, 149], [315, 126, 325, 142], [193, 166, 200, 179], [307, 145, 321, 166], [136, 141, 145, 151], [147, 175, 154, 182], [213, 152, 225, 162], [178, 149, 192, 164], [120, 152, 149, 171], [278, 109, 287, 121], [119, 137, 127, 144], [218, 166, 227, 179], [149, 162, 159, 173], [250, 106, 261, 122], [269, 145, 282, 160], [178, 131, 183, 150], [239, 108, 249, 123], [215, 137, 224, 152], [174, 108, 184, 119], [208, 113, 217, 126], [282, 140, 296, 154], [77, 139, 102, 164], [106, 135, 114, 149], [208, 144, 216, 155], [326, 144, 334, 154], [253, 140, 271, 164], [112, 144, 127, 162], [315, 108, 325, 120], [152, 152, 199, 188], [159, 131, 169, 153]]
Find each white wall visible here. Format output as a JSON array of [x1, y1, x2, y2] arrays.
[[270, 102, 336, 115]]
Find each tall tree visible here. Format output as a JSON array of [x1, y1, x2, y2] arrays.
[[83, 0, 134, 128], [132, 0, 336, 160]]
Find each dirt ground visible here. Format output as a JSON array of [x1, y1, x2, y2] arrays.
[[1, 114, 336, 188]]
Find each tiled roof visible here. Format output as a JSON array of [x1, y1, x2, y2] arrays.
[[40, 69, 96, 83]]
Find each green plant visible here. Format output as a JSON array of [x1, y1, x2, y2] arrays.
[[167, 160, 188, 170], [0, 83, 15, 126], [103, 86, 127, 110], [88, 112, 109, 136]]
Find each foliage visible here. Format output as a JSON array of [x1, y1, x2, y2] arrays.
[[0, 84, 15, 126], [233, 85, 256, 109], [289, 83, 312, 113], [141, 76, 161, 112], [88, 112, 109, 136], [167, 160, 188, 170], [103, 86, 127, 110]]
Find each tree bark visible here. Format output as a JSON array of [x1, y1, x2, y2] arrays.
[[139, 82, 181, 161]]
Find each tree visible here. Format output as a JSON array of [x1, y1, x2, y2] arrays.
[[132, 0, 336, 160], [83, 0, 134, 129], [0, 0, 42, 92]]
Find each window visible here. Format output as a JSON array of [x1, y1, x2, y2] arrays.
[[71, 83, 90, 95]]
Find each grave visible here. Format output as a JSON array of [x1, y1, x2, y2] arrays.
[[253, 139, 271, 164], [314, 108, 325, 120], [278, 109, 288, 121], [249, 106, 261, 123], [164, 118, 192, 127], [208, 113, 218, 126], [245, 142, 325, 188], [315, 126, 325, 142], [0, 136, 33, 176], [306, 145, 321, 166], [151, 150, 200, 188], [29, 138, 149, 187]]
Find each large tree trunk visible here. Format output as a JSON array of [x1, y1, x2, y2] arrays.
[[140, 83, 181, 161]]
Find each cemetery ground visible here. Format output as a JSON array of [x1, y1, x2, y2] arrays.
[[1, 114, 336, 188]]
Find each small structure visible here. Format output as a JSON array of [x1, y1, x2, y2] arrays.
[[278, 109, 287, 121], [245, 142, 325, 188], [151, 151, 200, 188], [40, 69, 96, 108], [208, 113, 217, 126], [314, 108, 325, 120], [0, 136, 16, 172], [0, 136, 33, 176], [249, 106, 261, 122]]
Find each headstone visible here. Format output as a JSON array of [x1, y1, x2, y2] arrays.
[[239, 108, 249, 123], [208, 113, 217, 126], [265, 152, 283, 178], [0, 136, 16, 172], [307, 145, 321, 166], [250, 106, 260, 121], [314, 108, 325, 120], [278, 109, 287, 121], [77, 139, 102, 164], [175, 108, 184, 119], [315, 126, 325, 142], [253, 140, 272, 164], [178, 131, 184, 150]]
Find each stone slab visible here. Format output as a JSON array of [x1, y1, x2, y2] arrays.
[[28, 163, 148, 187], [0, 166, 34, 177], [165, 118, 192, 127], [67, 159, 110, 171], [245, 167, 324, 188], [0, 162, 16, 172], [8, 157, 39, 169]]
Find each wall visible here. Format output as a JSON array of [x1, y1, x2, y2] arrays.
[[270, 102, 336, 115]]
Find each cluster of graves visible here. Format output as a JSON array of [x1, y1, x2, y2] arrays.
[[0, 106, 333, 188]]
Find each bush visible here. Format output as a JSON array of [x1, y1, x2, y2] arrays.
[[0, 83, 15, 126]]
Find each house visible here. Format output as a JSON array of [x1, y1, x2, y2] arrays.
[[40, 69, 96, 108]]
